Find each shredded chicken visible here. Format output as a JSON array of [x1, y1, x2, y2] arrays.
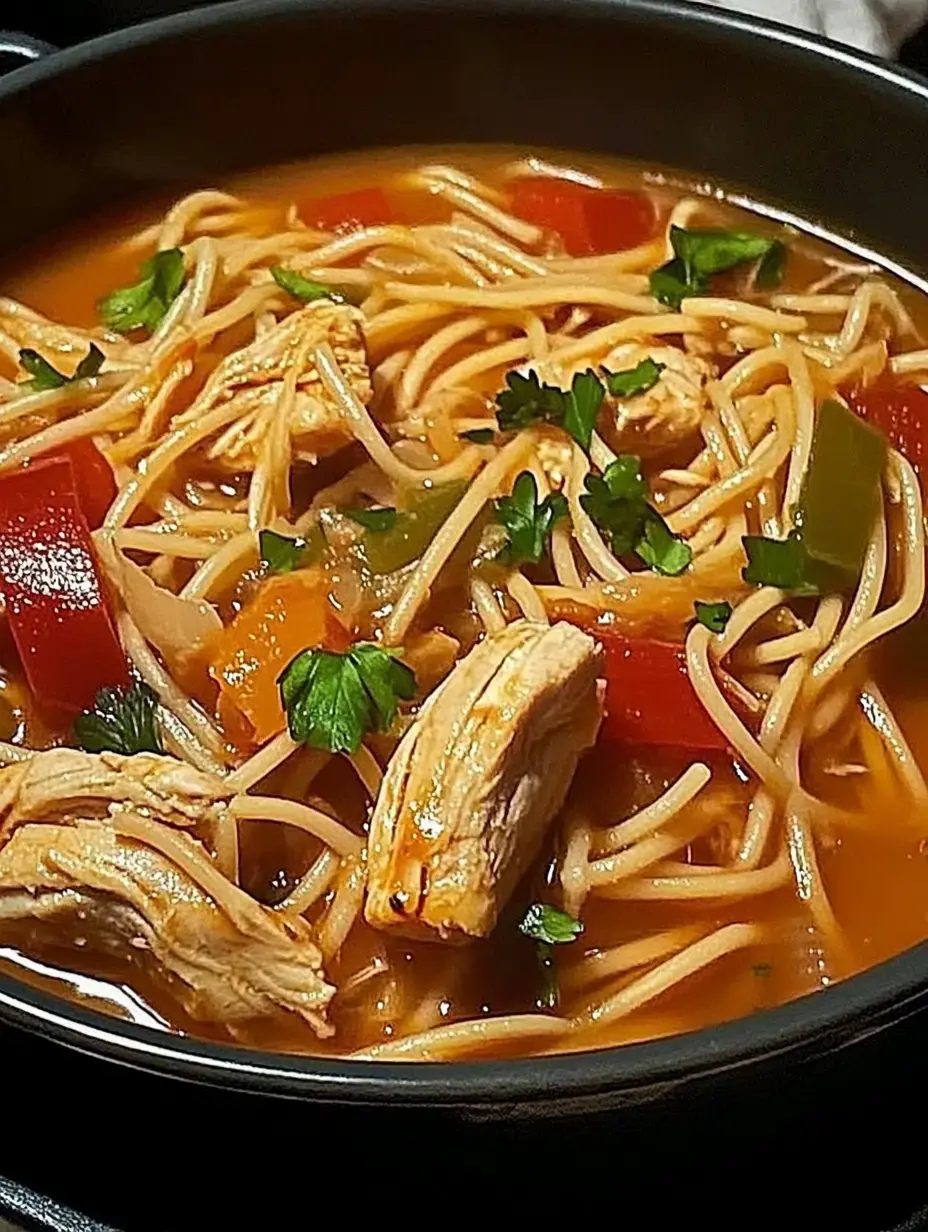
[[0, 822, 334, 1034], [0, 748, 229, 843], [522, 343, 712, 457], [170, 300, 372, 467], [365, 620, 603, 941], [598, 342, 714, 453]]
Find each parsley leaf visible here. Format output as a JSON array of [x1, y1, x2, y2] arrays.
[[636, 514, 692, 577], [496, 370, 566, 433], [741, 531, 822, 595], [494, 368, 604, 450], [271, 266, 345, 304], [650, 226, 784, 308], [562, 369, 604, 451], [755, 240, 787, 290], [459, 428, 496, 445], [343, 506, 398, 532], [580, 455, 692, 575], [519, 902, 583, 1010], [20, 344, 104, 392], [259, 528, 325, 575], [73, 682, 163, 756], [494, 471, 567, 566], [520, 902, 583, 945], [98, 249, 186, 334], [278, 644, 416, 755], [602, 357, 665, 399], [694, 599, 733, 633]]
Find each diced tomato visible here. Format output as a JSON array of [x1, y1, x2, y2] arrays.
[[209, 571, 351, 747], [0, 457, 129, 717], [301, 187, 392, 233], [509, 177, 657, 256], [846, 377, 928, 478], [597, 631, 728, 751], [39, 437, 117, 530]]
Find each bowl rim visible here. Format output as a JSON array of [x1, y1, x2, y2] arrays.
[[3, 0, 928, 1104]]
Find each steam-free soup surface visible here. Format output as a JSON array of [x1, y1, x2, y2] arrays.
[[0, 146, 927, 1062]]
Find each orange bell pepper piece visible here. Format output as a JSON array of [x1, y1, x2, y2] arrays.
[[210, 571, 350, 747]]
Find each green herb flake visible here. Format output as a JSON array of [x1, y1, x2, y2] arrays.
[[580, 455, 691, 576], [650, 225, 784, 308], [343, 506, 398, 533], [494, 471, 567, 566], [752, 962, 773, 979], [73, 682, 163, 756], [519, 902, 583, 946], [602, 357, 665, 399], [259, 528, 321, 575], [741, 531, 821, 595], [636, 514, 693, 577], [495, 367, 605, 450], [694, 600, 733, 634], [19, 344, 104, 392], [519, 902, 583, 1011], [459, 428, 496, 445], [754, 240, 787, 290], [271, 266, 345, 304], [278, 643, 416, 755], [98, 249, 186, 334]]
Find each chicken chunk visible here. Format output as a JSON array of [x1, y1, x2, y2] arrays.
[[521, 343, 713, 457], [0, 821, 334, 1035], [0, 748, 229, 845], [169, 299, 371, 468], [597, 342, 714, 454], [365, 620, 603, 942]]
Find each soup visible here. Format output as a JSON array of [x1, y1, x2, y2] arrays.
[[0, 147, 926, 1062]]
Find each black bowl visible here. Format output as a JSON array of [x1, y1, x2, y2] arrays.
[[2, 0, 928, 1131]]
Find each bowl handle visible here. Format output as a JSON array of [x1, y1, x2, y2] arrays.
[[0, 32, 57, 76]]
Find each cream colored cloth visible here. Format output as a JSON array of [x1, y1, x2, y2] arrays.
[[702, 0, 928, 55]]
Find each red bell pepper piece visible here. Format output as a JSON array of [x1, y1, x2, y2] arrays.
[[40, 437, 117, 530], [510, 177, 657, 257], [0, 456, 129, 717], [597, 631, 728, 751], [846, 378, 928, 478], [302, 187, 393, 233]]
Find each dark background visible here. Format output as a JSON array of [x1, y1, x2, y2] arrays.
[[2, 3, 928, 1230]]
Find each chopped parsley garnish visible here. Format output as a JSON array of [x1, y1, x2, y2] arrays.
[[650, 226, 785, 309], [519, 902, 583, 1010], [741, 531, 822, 595], [495, 368, 604, 451], [752, 962, 773, 979], [19, 344, 105, 392], [343, 506, 398, 532], [694, 600, 733, 633], [259, 527, 326, 574], [73, 682, 163, 757], [98, 249, 186, 334], [459, 428, 496, 445], [494, 471, 567, 566], [271, 266, 345, 304], [581, 454, 692, 576], [278, 643, 416, 755], [602, 357, 664, 399]]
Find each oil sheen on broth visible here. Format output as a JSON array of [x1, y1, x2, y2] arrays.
[[0, 146, 926, 1062]]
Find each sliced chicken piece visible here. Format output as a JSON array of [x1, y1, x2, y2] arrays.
[[0, 821, 334, 1035], [170, 300, 371, 468], [365, 620, 603, 942], [0, 748, 230, 844]]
